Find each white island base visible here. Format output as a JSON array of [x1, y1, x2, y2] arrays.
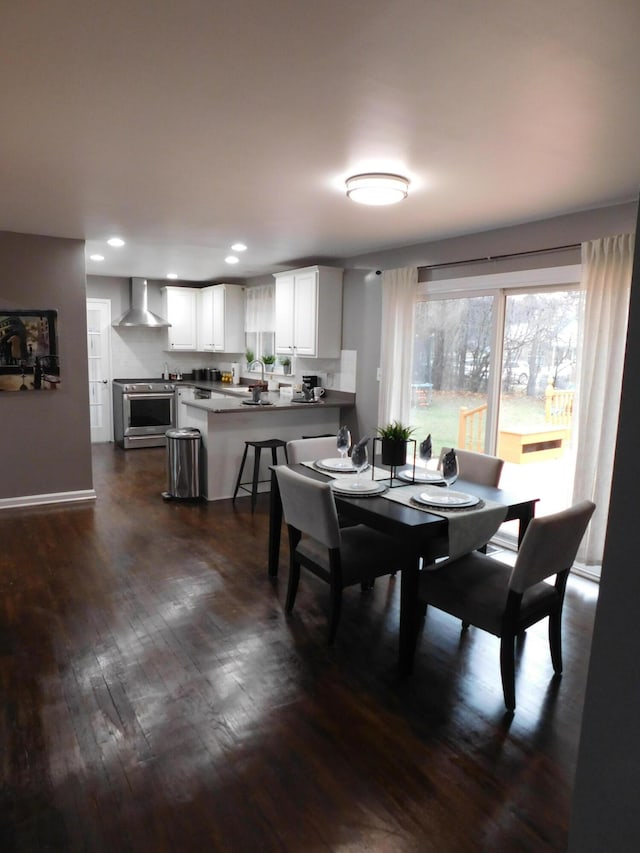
[[182, 400, 340, 501]]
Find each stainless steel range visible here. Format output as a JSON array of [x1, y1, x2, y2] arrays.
[[113, 379, 177, 449]]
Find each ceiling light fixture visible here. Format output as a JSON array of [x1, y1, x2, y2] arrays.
[[231, 243, 247, 252], [90, 254, 104, 261], [225, 255, 239, 264], [166, 273, 178, 280], [345, 173, 409, 205], [107, 236, 125, 247]]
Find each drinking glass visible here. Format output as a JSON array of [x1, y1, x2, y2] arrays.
[[336, 426, 352, 461], [439, 449, 459, 486], [350, 442, 369, 490]]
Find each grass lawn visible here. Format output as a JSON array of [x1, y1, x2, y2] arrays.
[[409, 390, 547, 453]]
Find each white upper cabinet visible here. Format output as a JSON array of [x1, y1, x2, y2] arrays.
[[197, 284, 245, 352], [162, 286, 198, 351], [273, 266, 343, 358]]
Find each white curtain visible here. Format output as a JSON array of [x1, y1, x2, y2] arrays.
[[378, 267, 418, 426], [573, 233, 634, 566], [245, 284, 274, 332]]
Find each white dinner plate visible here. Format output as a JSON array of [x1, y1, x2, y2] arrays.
[[316, 457, 359, 473], [396, 468, 444, 484], [330, 479, 387, 496], [412, 489, 480, 508]]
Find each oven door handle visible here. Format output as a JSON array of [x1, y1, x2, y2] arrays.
[[124, 393, 175, 401]]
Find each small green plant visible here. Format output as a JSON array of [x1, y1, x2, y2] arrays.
[[245, 348, 255, 364], [261, 354, 276, 365], [279, 356, 291, 367], [376, 421, 415, 440]]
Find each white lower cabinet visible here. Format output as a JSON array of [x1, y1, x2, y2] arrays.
[[176, 386, 195, 427]]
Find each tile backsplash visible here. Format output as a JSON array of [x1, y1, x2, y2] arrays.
[[111, 328, 356, 392]]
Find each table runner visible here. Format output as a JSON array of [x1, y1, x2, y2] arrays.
[[380, 483, 508, 564]]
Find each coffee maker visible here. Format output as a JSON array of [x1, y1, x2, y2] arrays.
[[302, 374, 319, 389]]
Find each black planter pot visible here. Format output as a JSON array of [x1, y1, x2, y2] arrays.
[[381, 439, 407, 467]]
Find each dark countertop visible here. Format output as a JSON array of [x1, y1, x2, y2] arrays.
[[177, 379, 355, 414]]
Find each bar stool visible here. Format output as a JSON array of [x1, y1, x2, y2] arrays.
[[232, 438, 289, 512]]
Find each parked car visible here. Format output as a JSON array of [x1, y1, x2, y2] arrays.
[[502, 360, 529, 385]]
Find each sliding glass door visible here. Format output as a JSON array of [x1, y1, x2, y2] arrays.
[[411, 269, 583, 539]]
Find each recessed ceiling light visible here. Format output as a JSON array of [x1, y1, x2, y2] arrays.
[[90, 254, 105, 261], [166, 273, 178, 280], [225, 255, 239, 264], [231, 243, 247, 252], [345, 173, 410, 205], [107, 236, 125, 247]]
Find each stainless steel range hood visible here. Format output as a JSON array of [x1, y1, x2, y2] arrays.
[[113, 278, 171, 327]]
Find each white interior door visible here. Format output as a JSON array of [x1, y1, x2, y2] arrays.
[[87, 298, 112, 442]]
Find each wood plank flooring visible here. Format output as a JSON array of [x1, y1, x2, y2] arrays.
[[0, 444, 599, 851]]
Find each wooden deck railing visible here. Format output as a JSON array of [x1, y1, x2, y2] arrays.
[[458, 403, 487, 453], [457, 382, 575, 459]]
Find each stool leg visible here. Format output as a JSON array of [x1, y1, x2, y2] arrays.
[[232, 444, 249, 503], [251, 447, 261, 513]]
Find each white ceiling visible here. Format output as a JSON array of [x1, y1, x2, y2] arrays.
[[1, 1, 639, 281]]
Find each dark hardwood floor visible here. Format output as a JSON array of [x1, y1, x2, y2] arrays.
[[0, 444, 599, 851]]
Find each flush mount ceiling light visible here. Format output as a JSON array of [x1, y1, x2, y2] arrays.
[[225, 255, 239, 264], [107, 236, 125, 247], [89, 254, 104, 262], [345, 173, 409, 205], [231, 242, 247, 252], [166, 273, 178, 280]]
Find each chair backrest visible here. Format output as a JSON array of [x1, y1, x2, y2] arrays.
[[274, 466, 341, 549], [439, 446, 504, 487], [287, 436, 338, 464], [509, 500, 596, 593]]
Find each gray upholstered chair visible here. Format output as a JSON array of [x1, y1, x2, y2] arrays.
[[422, 447, 506, 566], [438, 446, 504, 487], [286, 436, 339, 464], [411, 499, 595, 710], [274, 465, 411, 643]]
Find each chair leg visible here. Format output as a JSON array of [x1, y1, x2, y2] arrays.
[[500, 633, 517, 711], [327, 580, 343, 644], [250, 447, 261, 513], [549, 610, 563, 674], [285, 557, 301, 612], [232, 444, 249, 502]]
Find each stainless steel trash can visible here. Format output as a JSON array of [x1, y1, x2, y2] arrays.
[[163, 428, 201, 499]]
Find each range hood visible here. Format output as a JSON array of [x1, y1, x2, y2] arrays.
[[113, 278, 171, 327]]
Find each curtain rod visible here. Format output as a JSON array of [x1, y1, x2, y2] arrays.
[[418, 242, 581, 272]]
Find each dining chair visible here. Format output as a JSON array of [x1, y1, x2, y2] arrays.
[[274, 465, 412, 643], [438, 446, 504, 487], [286, 436, 339, 464], [411, 499, 595, 711], [421, 447, 506, 567]]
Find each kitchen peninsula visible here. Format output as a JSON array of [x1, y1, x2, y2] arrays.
[[181, 386, 353, 500]]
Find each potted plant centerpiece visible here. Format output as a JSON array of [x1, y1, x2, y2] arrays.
[[279, 355, 291, 375], [376, 421, 415, 467], [262, 353, 276, 373], [245, 348, 255, 370]]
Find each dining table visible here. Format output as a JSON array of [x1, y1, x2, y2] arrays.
[[268, 463, 539, 672]]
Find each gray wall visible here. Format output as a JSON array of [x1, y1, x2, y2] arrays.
[[0, 231, 92, 500]]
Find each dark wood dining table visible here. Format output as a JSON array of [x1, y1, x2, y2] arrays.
[[268, 464, 539, 672]]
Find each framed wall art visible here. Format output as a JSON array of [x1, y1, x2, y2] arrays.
[[0, 309, 59, 392]]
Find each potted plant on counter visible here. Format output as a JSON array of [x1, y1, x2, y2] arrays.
[[245, 348, 255, 369], [262, 353, 276, 373], [279, 355, 291, 375], [376, 421, 415, 467]]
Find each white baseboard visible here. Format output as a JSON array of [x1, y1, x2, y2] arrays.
[[0, 489, 97, 510]]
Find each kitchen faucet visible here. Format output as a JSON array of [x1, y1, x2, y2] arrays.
[[249, 359, 266, 386]]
